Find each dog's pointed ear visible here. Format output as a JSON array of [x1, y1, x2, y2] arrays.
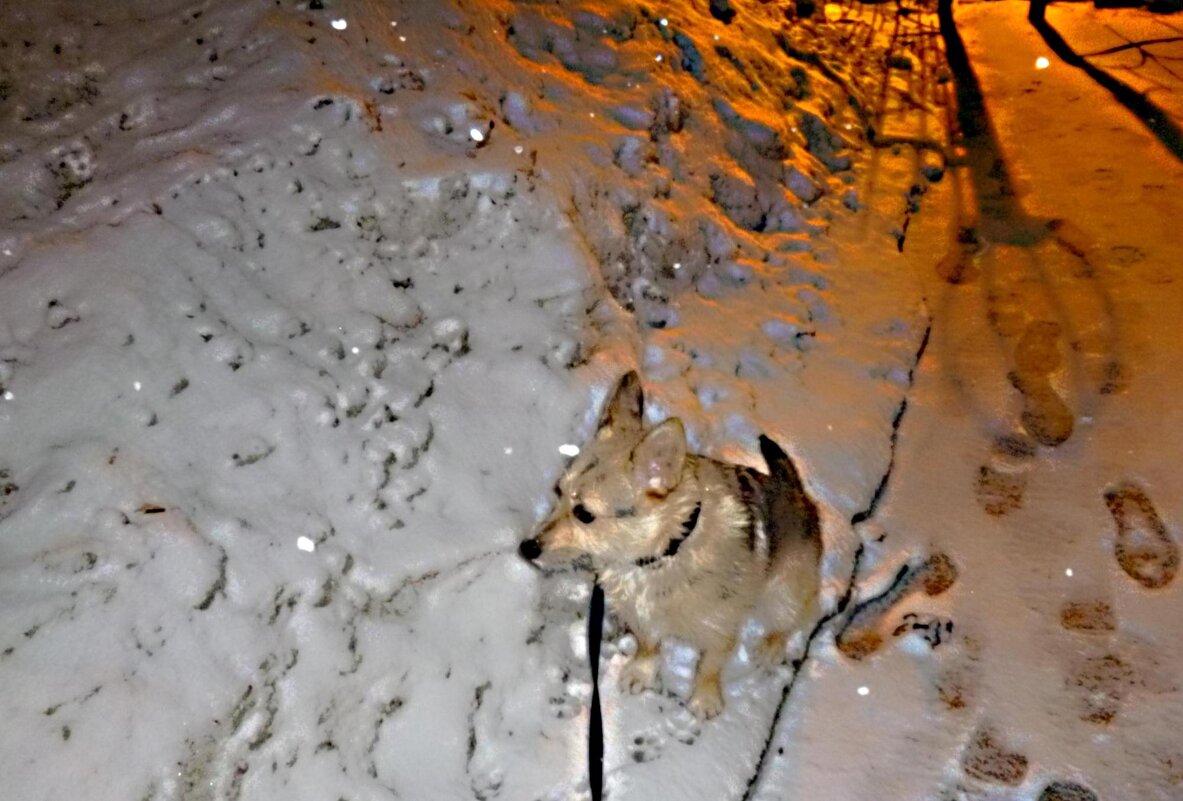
[[633, 418, 686, 497], [596, 370, 644, 440]]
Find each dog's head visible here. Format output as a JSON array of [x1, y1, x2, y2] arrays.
[[518, 371, 691, 571]]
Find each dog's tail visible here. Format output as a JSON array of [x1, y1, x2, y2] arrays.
[[759, 435, 801, 486], [759, 434, 820, 544]]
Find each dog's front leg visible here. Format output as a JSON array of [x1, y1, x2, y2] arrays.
[[619, 635, 662, 695], [688, 637, 733, 719], [754, 630, 788, 670]]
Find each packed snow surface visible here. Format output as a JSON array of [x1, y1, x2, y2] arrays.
[[1, 0, 1181, 800]]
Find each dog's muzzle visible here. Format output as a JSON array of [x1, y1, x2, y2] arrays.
[[518, 538, 543, 562]]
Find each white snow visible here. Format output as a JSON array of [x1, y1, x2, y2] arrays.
[[1, 0, 1181, 800]]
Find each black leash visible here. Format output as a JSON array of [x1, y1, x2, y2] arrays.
[[588, 583, 605, 800]]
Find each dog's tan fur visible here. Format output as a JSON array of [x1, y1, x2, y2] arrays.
[[521, 371, 822, 718]]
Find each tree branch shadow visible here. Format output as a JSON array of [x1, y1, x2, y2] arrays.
[[1028, 0, 1183, 162], [938, 0, 1046, 241]]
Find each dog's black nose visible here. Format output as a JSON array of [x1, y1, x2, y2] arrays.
[[518, 538, 542, 561]]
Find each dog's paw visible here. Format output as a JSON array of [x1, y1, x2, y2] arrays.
[[619, 655, 661, 695], [687, 683, 724, 720]]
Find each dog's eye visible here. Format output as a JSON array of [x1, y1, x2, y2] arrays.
[[572, 503, 596, 525]]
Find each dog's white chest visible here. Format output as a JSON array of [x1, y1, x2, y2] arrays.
[[603, 556, 756, 645], [601, 567, 677, 636]]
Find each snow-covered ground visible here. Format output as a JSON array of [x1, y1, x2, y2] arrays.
[[1, 1, 1180, 799]]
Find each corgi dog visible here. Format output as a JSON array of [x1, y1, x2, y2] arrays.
[[519, 371, 822, 719]]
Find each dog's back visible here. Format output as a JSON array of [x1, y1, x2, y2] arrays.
[[719, 436, 822, 642], [718, 436, 821, 567]]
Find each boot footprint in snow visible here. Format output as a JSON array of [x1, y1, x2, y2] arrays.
[[1105, 482, 1179, 590]]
